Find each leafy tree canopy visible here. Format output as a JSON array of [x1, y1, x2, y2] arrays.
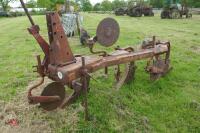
[[0, 0, 15, 11], [93, 3, 102, 11], [112, 0, 127, 10], [82, 0, 92, 11], [101, 0, 113, 11]]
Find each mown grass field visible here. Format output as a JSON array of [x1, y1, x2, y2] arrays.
[[0, 13, 200, 132]]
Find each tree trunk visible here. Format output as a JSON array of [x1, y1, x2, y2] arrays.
[[1, 2, 9, 11]]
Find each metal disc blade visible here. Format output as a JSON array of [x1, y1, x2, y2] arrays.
[[40, 82, 65, 111], [114, 62, 136, 90], [96, 18, 120, 47]]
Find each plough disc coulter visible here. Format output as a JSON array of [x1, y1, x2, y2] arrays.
[[20, 0, 172, 120]]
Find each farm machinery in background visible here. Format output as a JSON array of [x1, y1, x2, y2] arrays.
[[115, 1, 154, 17], [161, 0, 192, 19], [20, 0, 172, 120], [57, 0, 82, 37], [115, 7, 128, 16]]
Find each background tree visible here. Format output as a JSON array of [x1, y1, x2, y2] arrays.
[[26, 0, 37, 8], [93, 3, 102, 11], [0, 0, 15, 11], [101, 0, 113, 11], [82, 0, 92, 11], [70, 1, 80, 12], [50, 0, 65, 10], [150, 0, 164, 8], [37, 0, 53, 10], [193, 0, 200, 7], [181, 0, 200, 8], [112, 0, 127, 10]]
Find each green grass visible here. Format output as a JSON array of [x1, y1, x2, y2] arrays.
[[0, 13, 200, 132]]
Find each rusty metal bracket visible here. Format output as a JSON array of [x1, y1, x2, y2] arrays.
[[81, 57, 89, 120]]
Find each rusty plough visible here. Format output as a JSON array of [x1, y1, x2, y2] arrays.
[[20, 0, 172, 120]]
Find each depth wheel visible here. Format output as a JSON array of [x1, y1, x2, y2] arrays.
[[40, 82, 65, 111]]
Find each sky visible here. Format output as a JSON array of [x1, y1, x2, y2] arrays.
[[10, 0, 114, 8]]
